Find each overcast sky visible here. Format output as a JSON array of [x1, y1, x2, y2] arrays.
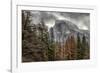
[[25, 10, 90, 30]]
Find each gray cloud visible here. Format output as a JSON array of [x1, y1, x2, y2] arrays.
[[25, 10, 90, 30]]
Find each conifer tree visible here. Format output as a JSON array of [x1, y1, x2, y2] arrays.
[[77, 33, 82, 59]]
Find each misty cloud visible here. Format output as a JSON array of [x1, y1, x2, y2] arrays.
[[26, 10, 90, 30]]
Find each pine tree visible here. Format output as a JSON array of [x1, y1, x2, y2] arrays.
[[77, 33, 83, 59], [22, 10, 33, 62], [48, 27, 55, 61], [81, 35, 90, 59], [77, 34, 88, 59], [36, 20, 49, 61]]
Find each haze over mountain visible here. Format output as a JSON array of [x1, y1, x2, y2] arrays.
[[49, 20, 90, 44], [26, 11, 90, 30]]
